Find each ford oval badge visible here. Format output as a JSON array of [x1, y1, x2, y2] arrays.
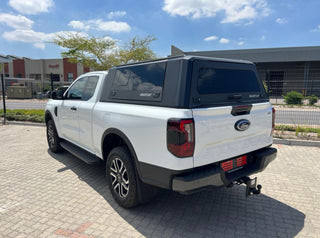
[[235, 119, 251, 131]]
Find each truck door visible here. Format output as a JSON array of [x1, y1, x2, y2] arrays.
[[60, 77, 87, 143], [77, 75, 100, 151]]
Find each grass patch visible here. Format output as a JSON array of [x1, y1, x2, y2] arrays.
[[0, 109, 45, 123], [275, 124, 320, 134]]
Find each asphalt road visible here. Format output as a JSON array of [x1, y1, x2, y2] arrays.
[[276, 110, 320, 126], [0, 100, 47, 110], [1, 99, 319, 126]]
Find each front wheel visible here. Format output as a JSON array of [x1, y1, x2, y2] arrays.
[[106, 146, 139, 208], [46, 119, 62, 153]]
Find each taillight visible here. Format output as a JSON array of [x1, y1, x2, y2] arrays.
[[271, 107, 275, 136], [167, 119, 195, 158]]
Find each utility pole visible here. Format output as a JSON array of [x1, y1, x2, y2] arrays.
[[1, 74, 6, 125], [50, 73, 54, 92]]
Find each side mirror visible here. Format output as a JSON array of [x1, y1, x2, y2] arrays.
[[51, 91, 58, 99], [51, 90, 64, 100]]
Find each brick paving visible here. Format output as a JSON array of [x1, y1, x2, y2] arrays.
[[0, 125, 319, 238]]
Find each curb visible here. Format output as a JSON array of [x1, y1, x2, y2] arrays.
[[273, 138, 320, 147], [2, 120, 45, 127]]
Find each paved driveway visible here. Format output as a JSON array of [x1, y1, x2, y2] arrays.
[[0, 125, 319, 238]]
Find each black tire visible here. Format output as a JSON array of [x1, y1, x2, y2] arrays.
[[46, 119, 62, 153], [106, 146, 140, 208]]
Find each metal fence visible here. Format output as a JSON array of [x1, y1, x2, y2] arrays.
[[265, 80, 320, 129], [0, 77, 70, 99]]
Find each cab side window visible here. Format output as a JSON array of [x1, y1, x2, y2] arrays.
[[65, 76, 99, 101], [66, 77, 86, 100], [82, 76, 99, 100]]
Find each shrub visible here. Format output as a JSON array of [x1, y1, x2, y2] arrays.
[[308, 95, 318, 106], [0, 109, 45, 123], [284, 91, 303, 105]]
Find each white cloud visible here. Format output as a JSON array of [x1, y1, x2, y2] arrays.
[[162, 0, 270, 23], [107, 11, 126, 19], [260, 35, 266, 41], [33, 42, 45, 49], [2, 29, 88, 49], [311, 25, 320, 32], [68, 20, 90, 31], [220, 38, 230, 44], [68, 19, 131, 33], [238, 41, 244, 46], [94, 20, 131, 32], [276, 18, 287, 24], [204, 35, 218, 41], [9, 0, 53, 15], [0, 13, 33, 29]]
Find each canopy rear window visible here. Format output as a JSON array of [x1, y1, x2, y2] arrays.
[[197, 68, 261, 94], [190, 60, 267, 107]]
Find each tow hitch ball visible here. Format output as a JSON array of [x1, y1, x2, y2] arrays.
[[237, 177, 262, 196]]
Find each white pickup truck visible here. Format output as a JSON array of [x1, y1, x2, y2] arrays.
[[45, 55, 277, 208]]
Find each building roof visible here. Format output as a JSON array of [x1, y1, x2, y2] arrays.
[[171, 45, 320, 63]]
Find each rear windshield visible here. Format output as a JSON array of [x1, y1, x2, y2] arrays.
[[191, 60, 267, 107], [197, 68, 261, 94]]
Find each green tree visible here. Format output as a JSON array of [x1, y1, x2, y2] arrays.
[[52, 33, 157, 70]]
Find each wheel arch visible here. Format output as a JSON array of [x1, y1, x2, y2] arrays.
[[45, 110, 53, 124], [101, 128, 142, 179]]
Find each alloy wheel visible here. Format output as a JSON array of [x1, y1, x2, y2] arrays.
[[110, 157, 129, 198]]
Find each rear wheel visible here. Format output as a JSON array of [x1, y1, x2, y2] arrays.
[[106, 146, 140, 208], [46, 119, 62, 153]]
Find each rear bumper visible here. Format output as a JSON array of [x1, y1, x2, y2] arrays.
[[172, 147, 277, 194]]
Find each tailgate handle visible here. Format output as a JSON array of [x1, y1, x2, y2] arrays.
[[231, 105, 252, 116]]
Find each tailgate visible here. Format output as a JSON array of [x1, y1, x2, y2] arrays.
[[192, 102, 273, 167]]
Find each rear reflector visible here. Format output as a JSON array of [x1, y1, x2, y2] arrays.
[[221, 160, 233, 172], [237, 156, 247, 167], [271, 107, 276, 136], [221, 155, 247, 172]]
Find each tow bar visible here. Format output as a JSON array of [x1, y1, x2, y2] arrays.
[[237, 177, 262, 197]]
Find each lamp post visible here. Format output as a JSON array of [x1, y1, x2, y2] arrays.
[[50, 72, 54, 91], [1, 74, 6, 125]]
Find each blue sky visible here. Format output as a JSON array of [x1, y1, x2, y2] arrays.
[[1, 0, 320, 59]]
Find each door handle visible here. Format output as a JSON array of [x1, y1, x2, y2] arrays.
[[70, 106, 77, 111]]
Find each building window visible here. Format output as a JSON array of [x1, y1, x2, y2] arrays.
[[67, 73, 74, 82], [266, 71, 284, 96], [17, 73, 22, 78], [45, 74, 60, 81], [5, 74, 9, 77], [30, 74, 41, 80]]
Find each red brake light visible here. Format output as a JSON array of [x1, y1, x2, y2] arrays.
[[271, 107, 275, 135], [167, 119, 195, 158]]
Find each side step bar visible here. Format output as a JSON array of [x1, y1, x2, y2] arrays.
[[60, 141, 101, 165]]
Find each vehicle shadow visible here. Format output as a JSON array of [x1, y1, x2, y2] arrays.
[[49, 150, 305, 238]]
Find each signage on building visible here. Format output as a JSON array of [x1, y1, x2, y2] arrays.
[[49, 64, 59, 69]]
